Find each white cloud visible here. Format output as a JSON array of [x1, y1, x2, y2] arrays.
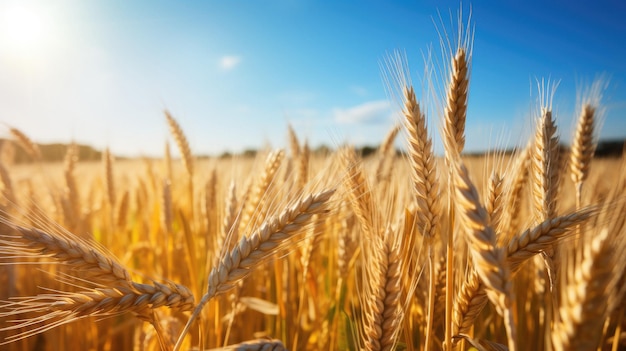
[[333, 100, 391, 124], [219, 55, 241, 70]]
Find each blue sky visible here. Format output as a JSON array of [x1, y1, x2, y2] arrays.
[[1, 0, 625, 157]]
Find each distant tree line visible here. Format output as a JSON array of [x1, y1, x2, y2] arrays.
[[0, 139, 102, 164], [1, 138, 624, 164]]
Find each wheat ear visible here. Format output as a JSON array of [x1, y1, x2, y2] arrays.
[[507, 208, 596, 272], [500, 146, 531, 237], [530, 106, 560, 295], [453, 268, 489, 338], [531, 108, 560, 222], [0, 161, 15, 207], [402, 86, 441, 241], [341, 147, 376, 238], [9, 127, 42, 161], [102, 147, 116, 209], [165, 110, 195, 214], [161, 179, 173, 234], [569, 104, 595, 189], [165, 110, 194, 178], [220, 180, 238, 255], [239, 150, 284, 232], [287, 124, 301, 160], [173, 188, 335, 351], [223, 339, 287, 350], [442, 48, 469, 157], [116, 190, 129, 230], [569, 102, 598, 215], [401, 85, 441, 350], [0, 222, 132, 286], [63, 143, 81, 229], [297, 141, 310, 190], [442, 46, 470, 351], [453, 208, 595, 337], [164, 139, 173, 181], [452, 159, 516, 350], [552, 228, 624, 351], [485, 171, 504, 231], [360, 227, 405, 351], [0, 281, 194, 344], [570, 80, 605, 209], [374, 123, 400, 183]]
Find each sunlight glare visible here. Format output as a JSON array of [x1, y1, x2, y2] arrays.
[[2, 5, 45, 54]]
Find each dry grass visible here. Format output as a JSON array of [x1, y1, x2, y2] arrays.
[[0, 10, 625, 351]]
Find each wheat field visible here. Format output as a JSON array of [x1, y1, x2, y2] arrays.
[[0, 16, 625, 351]]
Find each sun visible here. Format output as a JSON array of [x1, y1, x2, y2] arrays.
[[2, 5, 45, 54]]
